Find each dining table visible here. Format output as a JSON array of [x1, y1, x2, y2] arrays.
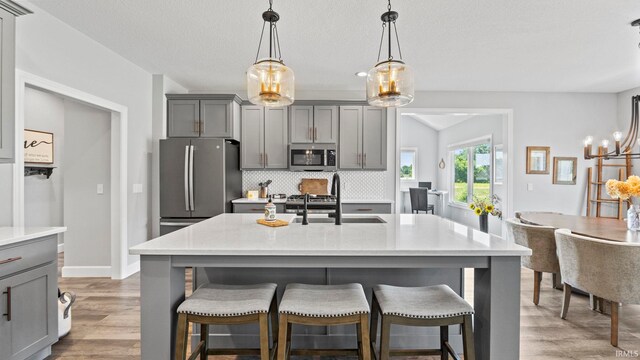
[[518, 212, 640, 243]]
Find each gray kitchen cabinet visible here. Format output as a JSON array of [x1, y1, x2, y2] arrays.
[[342, 202, 392, 214], [289, 106, 314, 143], [338, 106, 363, 169], [362, 107, 387, 170], [289, 105, 338, 144], [339, 106, 387, 170], [0, 234, 58, 360], [233, 203, 285, 214], [167, 94, 241, 140], [0, 3, 30, 163], [241, 105, 288, 170]]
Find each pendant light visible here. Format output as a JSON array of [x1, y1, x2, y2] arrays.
[[366, 0, 414, 107], [247, 0, 294, 107]]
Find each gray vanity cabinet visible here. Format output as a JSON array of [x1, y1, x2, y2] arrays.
[[338, 106, 387, 170], [241, 105, 288, 170], [167, 95, 241, 140], [0, 2, 30, 163], [289, 105, 338, 144]]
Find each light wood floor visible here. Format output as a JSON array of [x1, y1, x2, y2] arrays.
[[51, 254, 640, 359]]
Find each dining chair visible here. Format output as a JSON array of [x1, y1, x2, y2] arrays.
[[555, 228, 640, 347], [505, 218, 560, 305], [409, 188, 434, 214]]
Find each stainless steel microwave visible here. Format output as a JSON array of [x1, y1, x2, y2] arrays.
[[289, 144, 337, 171]]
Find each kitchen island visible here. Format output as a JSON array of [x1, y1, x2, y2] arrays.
[[130, 213, 530, 360]]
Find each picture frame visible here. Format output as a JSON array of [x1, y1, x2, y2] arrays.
[[24, 129, 54, 164], [553, 157, 577, 185], [493, 144, 504, 185], [526, 146, 550, 174]]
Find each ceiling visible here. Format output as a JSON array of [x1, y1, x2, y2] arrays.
[[24, 0, 640, 93], [403, 113, 475, 131]]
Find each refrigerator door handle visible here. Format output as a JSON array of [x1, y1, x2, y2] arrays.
[[189, 145, 195, 211], [184, 145, 190, 212]]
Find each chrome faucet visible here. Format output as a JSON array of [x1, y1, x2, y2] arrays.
[[330, 173, 342, 225]]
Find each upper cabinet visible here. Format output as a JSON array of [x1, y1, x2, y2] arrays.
[[0, 1, 31, 164], [167, 94, 241, 141], [339, 106, 387, 170], [241, 105, 288, 170], [289, 105, 338, 144]]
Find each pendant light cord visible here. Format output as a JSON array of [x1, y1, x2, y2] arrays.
[[254, 0, 284, 63], [393, 21, 403, 60], [376, 0, 403, 62], [377, 22, 386, 62], [255, 21, 266, 63]]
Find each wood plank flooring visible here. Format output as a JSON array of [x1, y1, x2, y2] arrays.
[[51, 254, 640, 359]]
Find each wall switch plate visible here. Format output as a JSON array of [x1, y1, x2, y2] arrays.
[[97, 184, 104, 194], [527, 183, 533, 191], [133, 183, 143, 193]]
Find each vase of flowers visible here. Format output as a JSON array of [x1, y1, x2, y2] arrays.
[[606, 176, 640, 231], [469, 195, 502, 233]]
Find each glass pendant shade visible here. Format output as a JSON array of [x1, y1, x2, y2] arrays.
[[247, 58, 294, 107], [366, 60, 414, 107]]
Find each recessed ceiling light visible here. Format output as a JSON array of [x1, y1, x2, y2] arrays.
[[355, 71, 367, 77]]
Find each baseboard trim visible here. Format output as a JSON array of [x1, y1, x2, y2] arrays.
[[61, 266, 111, 278], [121, 260, 140, 279], [57, 243, 64, 253]]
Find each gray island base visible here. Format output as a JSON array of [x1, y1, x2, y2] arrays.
[[130, 214, 531, 360]]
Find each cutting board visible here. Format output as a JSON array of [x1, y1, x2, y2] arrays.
[[299, 178, 329, 195], [256, 219, 289, 227]]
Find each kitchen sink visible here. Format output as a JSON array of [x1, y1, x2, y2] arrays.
[[291, 216, 386, 224]]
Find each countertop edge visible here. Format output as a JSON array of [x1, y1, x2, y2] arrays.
[[0, 227, 67, 248]]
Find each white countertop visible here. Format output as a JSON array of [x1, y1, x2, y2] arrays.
[[130, 214, 530, 257], [0, 227, 67, 247], [400, 189, 448, 194], [232, 198, 393, 204]]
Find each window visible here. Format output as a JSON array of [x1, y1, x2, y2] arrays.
[[400, 148, 417, 180], [450, 138, 492, 204]]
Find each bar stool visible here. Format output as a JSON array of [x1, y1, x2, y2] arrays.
[[277, 283, 371, 360], [371, 284, 475, 360], [175, 283, 278, 360]]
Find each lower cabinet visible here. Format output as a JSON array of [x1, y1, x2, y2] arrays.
[[0, 263, 57, 360], [233, 203, 286, 214], [342, 202, 392, 214]]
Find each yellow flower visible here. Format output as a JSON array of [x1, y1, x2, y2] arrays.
[[486, 204, 494, 212], [618, 182, 632, 200], [628, 175, 640, 186], [606, 179, 620, 199], [474, 207, 483, 216], [469, 203, 475, 210]]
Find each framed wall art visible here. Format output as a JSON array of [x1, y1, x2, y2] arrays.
[[553, 157, 577, 185], [526, 146, 550, 174], [24, 129, 54, 164]]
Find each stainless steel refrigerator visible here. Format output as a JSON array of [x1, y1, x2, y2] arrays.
[[159, 138, 241, 235]]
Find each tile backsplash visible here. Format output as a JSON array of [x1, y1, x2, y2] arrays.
[[242, 171, 386, 200]]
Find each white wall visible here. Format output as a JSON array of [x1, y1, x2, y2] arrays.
[[63, 100, 111, 268], [23, 87, 65, 234], [437, 114, 503, 234], [399, 116, 439, 189], [3, 2, 161, 267]]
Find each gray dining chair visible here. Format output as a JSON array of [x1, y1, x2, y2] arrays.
[[409, 188, 434, 214], [555, 228, 640, 347], [505, 218, 560, 305]]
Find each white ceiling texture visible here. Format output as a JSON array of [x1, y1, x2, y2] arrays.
[[25, 0, 640, 93]]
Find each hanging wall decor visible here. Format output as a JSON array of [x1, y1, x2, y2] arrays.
[[24, 129, 54, 164]]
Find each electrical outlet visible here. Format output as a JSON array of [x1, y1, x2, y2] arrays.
[[527, 183, 533, 191], [133, 183, 143, 194], [97, 184, 104, 195]]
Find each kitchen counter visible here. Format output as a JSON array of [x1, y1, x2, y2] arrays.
[[131, 214, 528, 360], [231, 198, 393, 204], [0, 226, 67, 247]]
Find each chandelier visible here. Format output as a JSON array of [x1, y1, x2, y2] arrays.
[[366, 0, 414, 107], [247, 0, 294, 107]]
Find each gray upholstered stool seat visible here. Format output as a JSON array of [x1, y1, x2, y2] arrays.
[[373, 284, 474, 319], [279, 283, 370, 317], [175, 283, 278, 360], [177, 283, 277, 317], [277, 283, 371, 360], [371, 284, 476, 360]]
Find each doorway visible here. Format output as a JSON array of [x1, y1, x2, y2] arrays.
[[13, 70, 130, 279]]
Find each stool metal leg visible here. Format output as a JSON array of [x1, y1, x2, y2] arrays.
[[175, 313, 188, 360], [277, 314, 288, 360], [379, 316, 391, 360], [462, 315, 476, 360], [359, 313, 372, 360], [440, 325, 448, 360], [259, 313, 270, 360], [200, 324, 209, 360]]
